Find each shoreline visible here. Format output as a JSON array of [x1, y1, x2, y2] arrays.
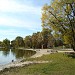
[[0, 49, 52, 71], [0, 48, 74, 71], [0, 60, 49, 71]]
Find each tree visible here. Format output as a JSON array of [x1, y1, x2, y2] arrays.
[[11, 40, 16, 48], [37, 32, 43, 48], [11, 36, 24, 48], [42, 0, 75, 50], [0, 41, 2, 47], [15, 36, 25, 48], [24, 35, 32, 48], [31, 30, 55, 49], [31, 32, 39, 49], [53, 32, 63, 47], [42, 28, 55, 48], [2, 38, 10, 49]]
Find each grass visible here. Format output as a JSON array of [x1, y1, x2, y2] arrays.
[[1, 53, 75, 75]]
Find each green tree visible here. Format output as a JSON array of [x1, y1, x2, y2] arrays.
[[37, 32, 43, 48], [24, 35, 32, 48], [11, 36, 24, 48], [0, 41, 2, 47], [32, 32, 39, 49], [42, 28, 55, 48], [31, 30, 55, 49], [11, 40, 16, 48], [42, 0, 75, 50], [31, 32, 43, 49], [2, 38, 10, 49], [15, 36, 24, 48]]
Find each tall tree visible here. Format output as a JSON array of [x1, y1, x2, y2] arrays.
[[2, 38, 10, 49], [11, 36, 25, 48], [32, 32, 39, 49], [11, 40, 16, 48], [37, 32, 43, 48], [42, 28, 55, 48], [24, 35, 32, 48], [15, 36, 24, 48], [42, 0, 75, 50], [0, 41, 2, 47]]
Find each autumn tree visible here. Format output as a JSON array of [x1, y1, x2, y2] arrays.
[[2, 38, 10, 49], [11, 36, 25, 48], [11, 40, 16, 48], [24, 35, 32, 48], [15, 36, 25, 48], [3, 39, 10, 47], [31, 32, 40, 49], [37, 32, 43, 48], [42, 28, 55, 48], [42, 0, 75, 50]]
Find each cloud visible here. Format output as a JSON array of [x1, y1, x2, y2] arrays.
[[0, 0, 41, 15], [0, 29, 18, 35], [0, 16, 41, 31], [0, 0, 42, 30], [0, 0, 42, 41], [0, 28, 39, 41], [0, 29, 19, 41]]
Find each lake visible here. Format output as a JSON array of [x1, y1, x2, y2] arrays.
[[0, 49, 36, 65]]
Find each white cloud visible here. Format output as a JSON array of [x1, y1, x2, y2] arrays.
[[0, 16, 41, 30], [0, 0, 42, 41], [0, 29, 37, 41], [0, 29, 18, 35], [0, 29, 19, 41], [0, 0, 42, 30], [0, 0, 41, 15]]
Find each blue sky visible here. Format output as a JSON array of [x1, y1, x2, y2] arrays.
[[0, 0, 50, 41]]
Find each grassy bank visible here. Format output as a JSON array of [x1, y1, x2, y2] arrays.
[[1, 53, 75, 75]]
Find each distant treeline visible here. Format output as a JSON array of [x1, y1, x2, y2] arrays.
[[0, 28, 64, 49]]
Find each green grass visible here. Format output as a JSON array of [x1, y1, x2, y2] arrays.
[[1, 53, 75, 75]]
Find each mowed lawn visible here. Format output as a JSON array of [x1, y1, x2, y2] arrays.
[[1, 53, 75, 75]]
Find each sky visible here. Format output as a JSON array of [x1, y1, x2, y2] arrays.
[[0, 0, 50, 41]]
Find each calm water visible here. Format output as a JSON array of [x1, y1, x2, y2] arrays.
[[0, 49, 36, 65]]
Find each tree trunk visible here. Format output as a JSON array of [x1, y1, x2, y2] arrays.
[[71, 44, 75, 51]]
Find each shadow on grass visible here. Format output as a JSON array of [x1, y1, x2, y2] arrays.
[[67, 52, 75, 58]]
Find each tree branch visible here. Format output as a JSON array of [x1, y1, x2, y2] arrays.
[[48, 11, 66, 31]]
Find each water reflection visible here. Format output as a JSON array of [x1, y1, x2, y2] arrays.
[[0, 48, 36, 65], [0, 48, 10, 57], [11, 49, 36, 58]]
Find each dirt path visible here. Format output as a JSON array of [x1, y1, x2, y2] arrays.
[[31, 49, 52, 58]]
